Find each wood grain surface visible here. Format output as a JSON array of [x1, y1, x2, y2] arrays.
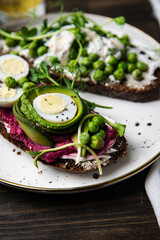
[[0, 0, 160, 239]]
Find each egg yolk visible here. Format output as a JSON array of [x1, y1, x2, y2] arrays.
[[0, 86, 16, 99], [1, 58, 25, 75], [37, 94, 66, 115]]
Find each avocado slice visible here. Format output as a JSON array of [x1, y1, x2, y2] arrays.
[[13, 101, 53, 146], [18, 120, 53, 147], [14, 85, 84, 135]]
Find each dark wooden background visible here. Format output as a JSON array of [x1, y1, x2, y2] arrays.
[[0, 0, 160, 239]]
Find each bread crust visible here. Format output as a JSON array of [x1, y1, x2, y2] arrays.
[[0, 122, 127, 173], [84, 69, 160, 102]]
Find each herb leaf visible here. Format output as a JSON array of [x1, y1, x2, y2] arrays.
[[26, 151, 40, 156], [21, 26, 37, 38], [39, 61, 49, 76], [114, 16, 126, 25], [82, 99, 113, 111], [64, 78, 72, 89], [29, 68, 44, 83]]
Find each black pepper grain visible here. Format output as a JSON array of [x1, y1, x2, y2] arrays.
[[93, 174, 99, 179]]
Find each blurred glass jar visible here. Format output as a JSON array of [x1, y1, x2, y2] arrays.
[[0, 0, 46, 23]]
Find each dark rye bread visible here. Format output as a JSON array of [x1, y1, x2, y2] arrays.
[[50, 68, 160, 102], [84, 68, 160, 102], [0, 122, 127, 173]]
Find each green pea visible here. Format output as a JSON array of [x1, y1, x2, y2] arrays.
[[113, 68, 126, 81], [50, 56, 60, 65], [90, 135, 104, 150], [118, 61, 128, 72], [81, 48, 88, 57], [96, 129, 106, 139], [89, 52, 99, 61], [22, 82, 36, 91], [92, 116, 105, 128], [10, 51, 19, 55], [81, 57, 92, 67], [108, 55, 118, 66], [88, 121, 99, 133], [120, 34, 130, 45], [93, 60, 105, 70], [69, 48, 78, 60], [104, 65, 114, 75], [136, 62, 148, 72], [79, 66, 89, 77], [128, 63, 136, 73], [17, 77, 29, 87], [5, 76, 16, 88], [37, 46, 48, 56], [127, 52, 137, 63], [93, 70, 105, 82], [132, 69, 143, 81], [80, 133, 90, 145], [5, 38, 17, 47]]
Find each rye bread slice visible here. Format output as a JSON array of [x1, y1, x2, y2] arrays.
[[0, 122, 127, 173], [50, 68, 160, 102]]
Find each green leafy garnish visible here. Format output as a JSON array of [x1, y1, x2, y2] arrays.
[[114, 16, 126, 25], [71, 11, 87, 28], [29, 68, 45, 83], [63, 78, 72, 89], [82, 99, 112, 111], [27, 10, 36, 28], [21, 26, 37, 39], [29, 61, 60, 86]]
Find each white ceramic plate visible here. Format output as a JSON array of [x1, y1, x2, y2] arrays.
[[0, 13, 160, 193]]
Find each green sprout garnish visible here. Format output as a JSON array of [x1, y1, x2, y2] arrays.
[[29, 61, 60, 86]]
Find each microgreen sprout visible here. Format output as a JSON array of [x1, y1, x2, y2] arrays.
[[29, 61, 60, 86]]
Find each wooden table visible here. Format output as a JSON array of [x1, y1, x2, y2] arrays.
[[0, 0, 160, 239]]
